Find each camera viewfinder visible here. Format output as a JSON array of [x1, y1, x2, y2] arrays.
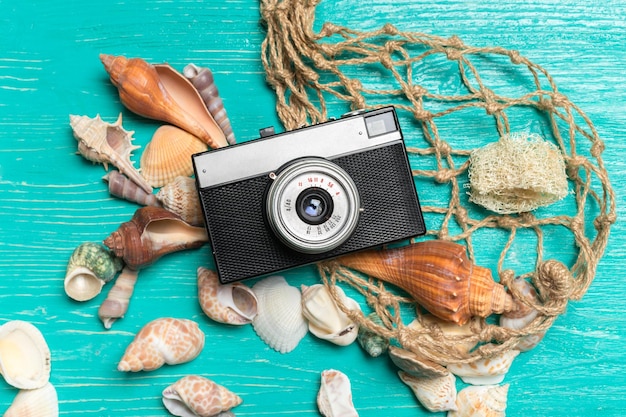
[[365, 111, 397, 137]]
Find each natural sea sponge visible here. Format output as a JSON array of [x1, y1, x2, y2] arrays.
[[467, 133, 568, 214]]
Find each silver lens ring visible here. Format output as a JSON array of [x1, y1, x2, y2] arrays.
[[266, 157, 360, 254]]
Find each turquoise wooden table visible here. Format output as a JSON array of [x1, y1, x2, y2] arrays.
[[1, 0, 625, 416]]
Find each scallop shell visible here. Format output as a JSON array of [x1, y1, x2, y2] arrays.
[[251, 276, 308, 353], [162, 375, 242, 417], [98, 267, 140, 329], [317, 369, 358, 417], [389, 345, 449, 379], [156, 176, 204, 226], [448, 384, 509, 417], [3, 382, 59, 417], [104, 170, 161, 207], [356, 312, 389, 357], [197, 267, 258, 325], [118, 317, 205, 372], [64, 242, 123, 302], [0, 321, 51, 389], [301, 284, 361, 346], [183, 63, 236, 145], [398, 371, 457, 413], [447, 349, 519, 385], [69, 113, 152, 194], [500, 276, 545, 352], [140, 125, 208, 188]]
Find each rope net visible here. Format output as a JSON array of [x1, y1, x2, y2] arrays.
[[260, 0, 616, 364]]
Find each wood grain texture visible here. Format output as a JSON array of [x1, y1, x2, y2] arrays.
[[0, 0, 625, 416]]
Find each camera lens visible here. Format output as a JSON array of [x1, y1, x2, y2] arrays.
[[296, 188, 334, 225]]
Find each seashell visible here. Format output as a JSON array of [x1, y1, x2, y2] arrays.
[[301, 284, 361, 346], [317, 369, 358, 417], [251, 276, 308, 354], [398, 371, 457, 413], [156, 176, 204, 226], [0, 321, 51, 389], [64, 242, 123, 302], [98, 267, 140, 329], [356, 312, 389, 357], [104, 170, 161, 207], [183, 63, 236, 145], [70, 113, 152, 194], [162, 375, 242, 417], [140, 125, 208, 188], [407, 314, 480, 359], [197, 267, 258, 325], [118, 317, 205, 372], [337, 240, 516, 325], [100, 54, 227, 149], [3, 382, 59, 417], [500, 276, 545, 351], [103, 206, 208, 270], [389, 345, 449, 379], [448, 384, 509, 417], [447, 349, 519, 385]]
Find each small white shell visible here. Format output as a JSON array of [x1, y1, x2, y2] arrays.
[[3, 382, 59, 417], [447, 349, 519, 385], [317, 369, 358, 417], [301, 284, 361, 346], [0, 320, 51, 389], [389, 345, 449, 379], [448, 384, 509, 417], [162, 375, 242, 417], [251, 276, 308, 354], [398, 371, 457, 413], [500, 277, 545, 352], [197, 267, 258, 325]]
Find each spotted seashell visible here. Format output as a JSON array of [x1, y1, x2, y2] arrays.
[[251, 276, 308, 353], [103, 170, 160, 207], [500, 276, 545, 352], [398, 371, 457, 413], [156, 176, 204, 226], [118, 317, 205, 372], [357, 312, 389, 357], [448, 384, 509, 417], [162, 375, 242, 417], [3, 382, 59, 417], [64, 242, 123, 302], [69, 113, 152, 194], [317, 369, 358, 417], [389, 345, 449, 379], [447, 349, 519, 385], [0, 321, 51, 390], [197, 267, 258, 325]]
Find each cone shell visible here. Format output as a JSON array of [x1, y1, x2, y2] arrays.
[[447, 349, 520, 385], [104, 170, 161, 207], [103, 206, 208, 270], [317, 369, 358, 417], [156, 176, 204, 226], [398, 371, 457, 413], [448, 384, 509, 417], [3, 382, 59, 417], [0, 321, 51, 389], [338, 240, 515, 325], [251, 276, 308, 354], [162, 375, 242, 417], [118, 317, 205, 372], [140, 125, 208, 188], [99, 54, 227, 149], [197, 267, 258, 325], [64, 242, 123, 302]]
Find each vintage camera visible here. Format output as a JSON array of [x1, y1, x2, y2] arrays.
[[192, 106, 425, 283]]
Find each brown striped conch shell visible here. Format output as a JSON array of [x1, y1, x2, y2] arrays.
[[156, 176, 204, 226], [317, 369, 358, 417], [197, 267, 258, 325], [389, 345, 449, 379], [448, 384, 509, 417], [499, 276, 545, 351], [118, 317, 205, 372], [70, 113, 152, 194], [98, 267, 140, 329], [0, 321, 51, 389], [183, 63, 236, 145], [104, 170, 161, 207], [337, 240, 516, 325], [99, 54, 227, 149], [3, 382, 59, 417], [447, 349, 519, 385], [140, 125, 208, 188], [103, 206, 208, 270], [162, 375, 242, 417], [398, 371, 457, 413]]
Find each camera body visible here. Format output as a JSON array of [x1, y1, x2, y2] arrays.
[[192, 107, 425, 283]]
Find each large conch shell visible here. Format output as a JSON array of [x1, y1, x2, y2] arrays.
[[98, 266, 140, 329], [197, 267, 258, 325], [118, 317, 205, 372], [70, 113, 152, 194], [64, 242, 123, 302], [103, 206, 208, 270], [99, 54, 227, 149], [3, 382, 59, 417], [162, 375, 242, 417], [337, 240, 515, 324], [103, 170, 160, 207], [0, 321, 51, 389]]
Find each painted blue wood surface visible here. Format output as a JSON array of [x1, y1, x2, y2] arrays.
[[0, 0, 625, 416]]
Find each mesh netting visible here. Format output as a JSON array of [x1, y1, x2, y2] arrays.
[[260, 0, 616, 364]]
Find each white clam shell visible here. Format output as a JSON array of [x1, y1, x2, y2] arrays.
[[0, 320, 51, 389], [317, 369, 358, 417], [3, 382, 59, 417], [398, 371, 457, 413], [251, 276, 308, 354], [447, 349, 519, 386], [197, 267, 258, 325], [301, 284, 361, 346], [448, 384, 509, 417], [162, 375, 242, 417]]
